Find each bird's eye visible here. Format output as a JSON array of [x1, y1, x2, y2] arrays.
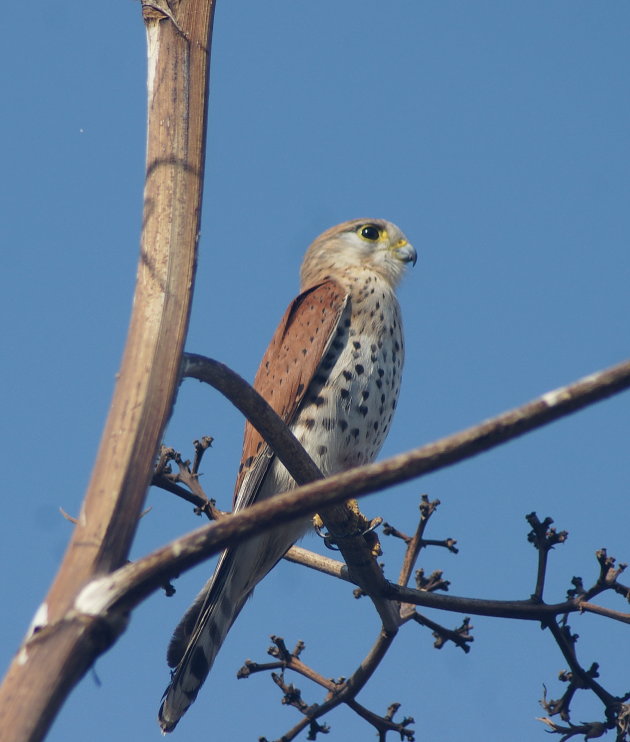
[[358, 224, 381, 241]]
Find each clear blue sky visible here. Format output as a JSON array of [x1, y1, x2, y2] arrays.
[[1, 2, 629, 741]]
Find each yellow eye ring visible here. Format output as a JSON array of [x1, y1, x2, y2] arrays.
[[358, 224, 382, 241]]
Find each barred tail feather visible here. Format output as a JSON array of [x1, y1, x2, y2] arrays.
[[158, 561, 246, 733], [158, 508, 311, 733]]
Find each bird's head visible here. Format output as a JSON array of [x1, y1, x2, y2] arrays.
[[300, 218, 417, 290]]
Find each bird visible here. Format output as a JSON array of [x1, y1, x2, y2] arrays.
[[158, 218, 416, 732]]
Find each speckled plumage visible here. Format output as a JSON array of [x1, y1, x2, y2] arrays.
[[159, 219, 416, 732]]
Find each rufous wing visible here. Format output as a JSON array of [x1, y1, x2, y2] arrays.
[[233, 280, 348, 509]]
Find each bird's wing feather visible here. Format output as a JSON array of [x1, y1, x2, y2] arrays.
[[164, 280, 347, 672], [232, 279, 348, 511]]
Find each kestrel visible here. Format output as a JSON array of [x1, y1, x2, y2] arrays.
[[158, 218, 416, 732]]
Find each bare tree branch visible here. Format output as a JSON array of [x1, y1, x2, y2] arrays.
[[238, 503, 628, 740], [76, 358, 630, 621], [283, 545, 350, 581], [0, 4, 217, 742], [183, 354, 630, 504]]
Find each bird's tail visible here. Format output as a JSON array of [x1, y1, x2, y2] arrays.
[[158, 552, 246, 733], [157, 518, 309, 733]]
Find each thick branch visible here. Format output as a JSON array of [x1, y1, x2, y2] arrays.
[[0, 5, 217, 742], [77, 358, 630, 620], [181, 354, 630, 629], [184, 355, 630, 504]]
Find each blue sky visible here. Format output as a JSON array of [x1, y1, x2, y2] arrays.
[[1, 2, 629, 741]]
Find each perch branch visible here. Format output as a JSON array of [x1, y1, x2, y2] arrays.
[[72, 358, 630, 622]]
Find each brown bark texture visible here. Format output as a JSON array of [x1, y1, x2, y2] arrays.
[[0, 3, 216, 741]]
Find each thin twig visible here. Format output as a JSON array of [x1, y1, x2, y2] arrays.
[[397, 495, 441, 588], [283, 546, 350, 581]]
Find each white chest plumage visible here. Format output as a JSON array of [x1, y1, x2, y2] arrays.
[[292, 273, 404, 474]]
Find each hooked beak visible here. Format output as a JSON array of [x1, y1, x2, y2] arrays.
[[391, 240, 417, 267]]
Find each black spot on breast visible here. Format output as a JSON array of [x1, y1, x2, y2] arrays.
[[353, 341, 361, 350], [358, 405, 369, 417], [340, 388, 350, 399], [317, 445, 328, 456], [322, 417, 335, 431], [355, 364, 364, 375], [304, 418, 316, 429], [376, 379, 382, 389], [244, 456, 254, 468], [342, 369, 352, 381], [312, 395, 326, 407], [351, 428, 360, 439], [361, 390, 370, 400], [338, 420, 348, 431]]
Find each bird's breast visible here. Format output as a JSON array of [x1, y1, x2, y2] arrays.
[[292, 284, 404, 475]]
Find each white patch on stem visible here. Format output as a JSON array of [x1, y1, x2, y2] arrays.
[[75, 575, 118, 616], [541, 388, 567, 407], [146, 23, 161, 110], [25, 602, 49, 639]]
